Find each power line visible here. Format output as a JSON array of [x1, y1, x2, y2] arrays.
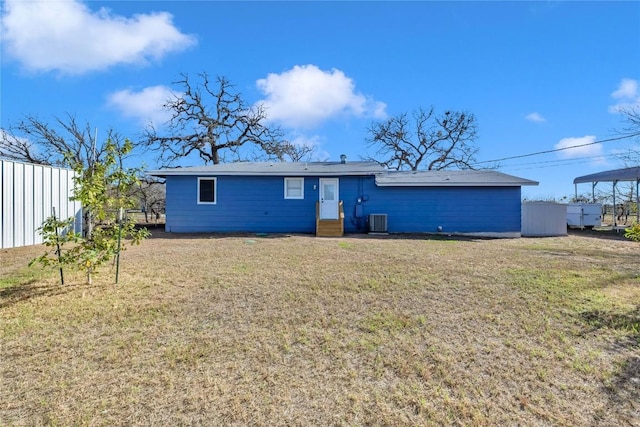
[[501, 158, 611, 173], [500, 152, 622, 169], [472, 132, 640, 166], [501, 150, 640, 172]]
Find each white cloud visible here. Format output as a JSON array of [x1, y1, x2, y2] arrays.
[[608, 78, 640, 113], [0, 128, 29, 147], [107, 86, 176, 126], [525, 112, 546, 123], [256, 64, 387, 129], [288, 134, 330, 161], [554, 135, 602, 159], [289, 134, 322, 149], [612, 78, 638, 99], [1, 0, 196, 74]]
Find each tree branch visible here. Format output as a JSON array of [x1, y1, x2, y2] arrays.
[[145, 73, 286, 165], [366, 107, 480, 171]]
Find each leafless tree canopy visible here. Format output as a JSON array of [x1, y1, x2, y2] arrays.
[[279, 143, 320, 162], [618, 106, 640, 156], [133, 176, 166, 222], [612, 107, 640, 167], [610, 107, 640, 205], [0, 114, 128, 170], [618, 106, 640, 138], [366, 107, 479, 171], [144, 73, 289, 165]]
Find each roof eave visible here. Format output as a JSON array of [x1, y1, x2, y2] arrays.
[[375, 181, 539, 187], [147, 170, 382, 177], [574, 166, 640, 184]]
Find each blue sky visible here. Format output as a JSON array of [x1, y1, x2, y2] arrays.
[[1, 0, 639, 199]]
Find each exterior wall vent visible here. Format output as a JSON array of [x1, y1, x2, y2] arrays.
[[369, 214, 388, 232]]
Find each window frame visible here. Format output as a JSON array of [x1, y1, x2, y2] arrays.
[[284, 177, 304, 200], [197, 177, 217, 205]]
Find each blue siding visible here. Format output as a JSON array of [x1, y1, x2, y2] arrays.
[[165, 175, 522, 234], [360, 181, 522, 233], [341, 177, 522, 234], [167, 175, 317, 232]]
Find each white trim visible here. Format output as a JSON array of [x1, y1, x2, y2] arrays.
[[197, 177, 217, 204], [284, 177, 304, 199]]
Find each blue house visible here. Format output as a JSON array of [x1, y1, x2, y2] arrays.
[[148, 160, 537, 237]]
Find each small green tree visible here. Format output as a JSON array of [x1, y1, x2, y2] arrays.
[[29, 214, 82, 285], [31, 138, 149, 284]]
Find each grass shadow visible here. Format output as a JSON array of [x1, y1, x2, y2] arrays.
[[568, 227, 633, 241], [579, 306, 640, 349], [604, 355, 640, 420], [0, 279, 83, 309], [144, 229, 495, 243], [144, 230, 306, 240]]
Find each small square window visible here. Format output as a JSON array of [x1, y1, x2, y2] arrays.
[[284, 177, 304, 199], [198, 177, 217, 204]]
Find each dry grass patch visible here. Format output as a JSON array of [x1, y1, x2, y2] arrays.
[[1, 232, 639, 426]]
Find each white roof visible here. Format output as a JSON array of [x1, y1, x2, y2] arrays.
[[148, 161, 384, 177], [148, 162, 538, 187], [375, 170, 539, 187]]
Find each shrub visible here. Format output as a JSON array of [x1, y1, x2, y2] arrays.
[[624, 223, 640, 242]]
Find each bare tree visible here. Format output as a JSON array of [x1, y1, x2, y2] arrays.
[[0, 113, 130, 170], [1, 114, 142, 238], [279, 143, 320, 162], [612, 107, 640, 215], [144, 73, 286, 165], [0, 128, 48, 165], [365, 107, 479, 171], [617, 106, 640, 139], [614, 107, 640, 163], [134, 176, 166, 223]]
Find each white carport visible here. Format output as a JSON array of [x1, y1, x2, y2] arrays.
[[573, 166, 640, 226]]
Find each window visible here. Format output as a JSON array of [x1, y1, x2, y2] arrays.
[[284, 177, 304, 199], [198, 177, 217, 204]]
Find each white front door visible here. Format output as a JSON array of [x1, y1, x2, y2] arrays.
[[319, 178, 339, 219]]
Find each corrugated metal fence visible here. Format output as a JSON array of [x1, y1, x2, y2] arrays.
[[1, 159, 82, 249]]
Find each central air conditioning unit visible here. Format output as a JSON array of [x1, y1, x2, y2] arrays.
[[369, 214, 388, 233]]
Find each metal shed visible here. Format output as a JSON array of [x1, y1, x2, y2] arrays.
[[574, 166, 640, 226], [1, 159, 82, 249], [521, 201, 568, 237]]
